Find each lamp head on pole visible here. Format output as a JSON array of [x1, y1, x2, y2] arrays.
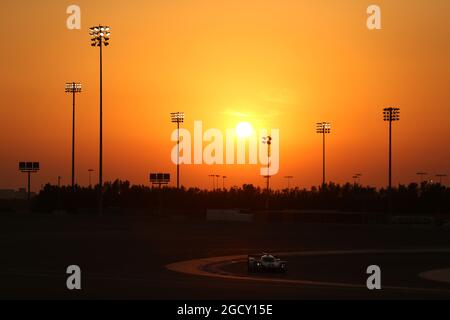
[[171, 112, 185, 123], [65, 82, 82, 93], [316, 122, 331, 134], [89, 25, 111, 47], [262, 136, 272, 145], [383, 107, 400, 122]]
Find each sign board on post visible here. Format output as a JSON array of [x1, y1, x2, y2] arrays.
[[150, 173, 171, 188], [19, 162, 40, 172], [18, 161, 40, 200]]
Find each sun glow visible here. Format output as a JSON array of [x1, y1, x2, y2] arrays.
[[236, 122, 254, 138]]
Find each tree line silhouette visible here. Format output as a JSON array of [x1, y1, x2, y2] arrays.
[[17, 180, 449, 216]]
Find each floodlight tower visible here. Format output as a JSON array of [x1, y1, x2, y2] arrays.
[[316, 122, 331, 186], [208, 174, 216, 190], [353, 173, 362, 185], [89, 25, 111, 215], [222, 176, 227, 190], [262, 136, 272, 192], [383, 108, 400, 191], [284, 176, 294, 189], [215, 175, 221, 190], [416, 172, 427, 184], [436, 174, 447, 185], [65, 82, 82, 192], [171, 112, 185, 189]]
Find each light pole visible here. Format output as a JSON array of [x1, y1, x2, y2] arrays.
[[352, 174, 362, 185], [436, 174, 447, 185], [262, 136, 272, 192], [222, 176, 227, 190], [352, 173, 362, 185], [215, 175, 220, 190], [262, 136, 272, 211], [171, 112, 185, 189], [90, 25, 111, 215], [284, 176, 293, 189], [383, 107, 400, 212], [65, 82, 81, 192], [316, 122, 331, 186], [88, 169, 94, 187], [208, 174, 215, 190], [416, 172, 427, 184], [383, 108, 400, 190]]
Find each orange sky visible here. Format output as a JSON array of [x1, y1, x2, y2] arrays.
[[0, 0, 449, 191]]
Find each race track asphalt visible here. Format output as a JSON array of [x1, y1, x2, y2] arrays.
[[1, 214, 450, 299]]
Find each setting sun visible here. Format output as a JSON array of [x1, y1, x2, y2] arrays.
[[1, 0, 450, 302], [236, 122, 254, 138]]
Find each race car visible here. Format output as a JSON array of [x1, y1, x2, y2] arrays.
[[248, 253, 287, 273]]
